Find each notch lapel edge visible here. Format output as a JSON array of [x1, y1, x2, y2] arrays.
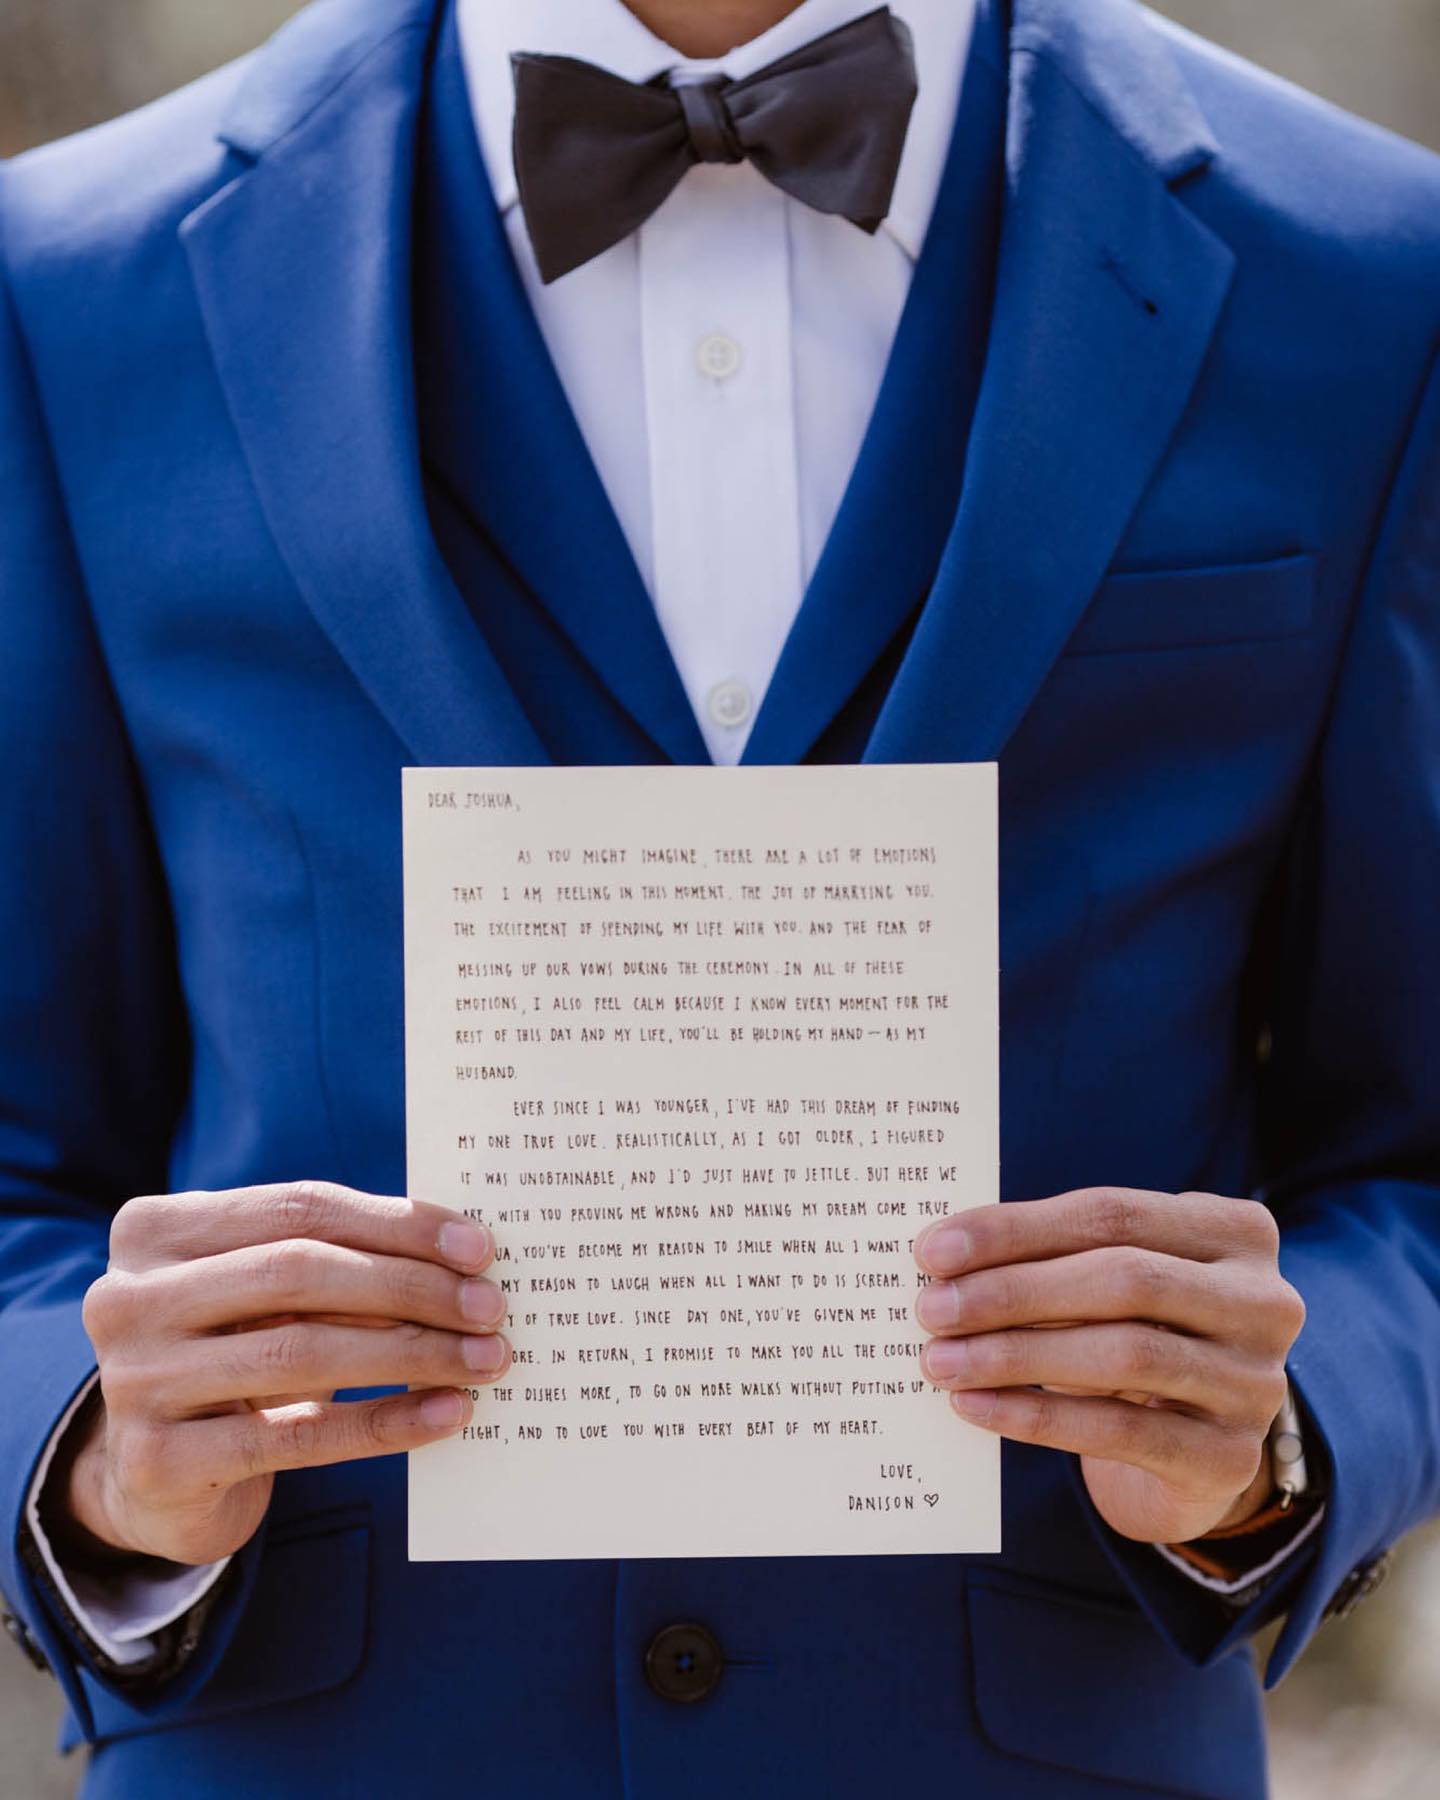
[[182, 14, 550, 773], [867, 4, 1236, 766]]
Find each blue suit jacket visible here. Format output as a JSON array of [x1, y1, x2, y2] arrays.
[[1, 1, 1438, 1795]]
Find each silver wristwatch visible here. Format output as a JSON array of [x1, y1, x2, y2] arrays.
[[1269, 1380, 1310, 1509]]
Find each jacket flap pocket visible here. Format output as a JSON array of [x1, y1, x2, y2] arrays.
[[966, 1573, 1265, 1800], [1067, 553, 1316, 655], [76, 1509, 371, 1746]]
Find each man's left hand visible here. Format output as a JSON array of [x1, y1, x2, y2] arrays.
[[914, 1188, 1306, 1545]]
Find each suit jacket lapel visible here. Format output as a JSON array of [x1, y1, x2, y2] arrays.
[[867, 0, 1237, 765], [182, 0, 1234, 776], [181, 0, 550, 772], [741, 0, 1009, 768], [415, 12, 710, 766]]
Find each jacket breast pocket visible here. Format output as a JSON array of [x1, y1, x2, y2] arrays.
[[965, 1572, 1267, 1800], [1065, 553, 1316, 656]]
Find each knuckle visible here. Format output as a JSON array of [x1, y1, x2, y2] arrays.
[[1120, 1405, 1179, 1467], [971, 1334, 1020, 1384], [1256, 1369, 1291, 1426], [1275, 1277, 1307, 1342], [1242, 1271, 1305, 1352], [356, 1401, 402, 1454], [1109, 1246, 1165, 1311], [1105, 1400, 1146, 1459], [955, 1271, 994, 1323], [231, 1422, 271, 1483], [107, 1195, 160, 1262], [1024, 1391, 1059, 1443], [81, 1272, 130, 1347], [1229, 1197, 1281, 1257], [396, 1320, 431, 1359], [1081, 1188, 1143, 1248], [265, 1181, 348, 1244], [1100, 1401, 1138, 1458], [1213, 1426, 1264, 1490], [97, 1358, 152, 1416], [375, 1322, 430, 1376], [212, 1336, 262, 1393], [246, 1240, 313, 1308], [272, 1406, 327, 1466], [1119, 1325, 1168, 1383], [986, 1266, 1031, 1324], [385, 1255, 439, 1321], [1150, 1417, 1189, 1469], [118, 1422, 176, 1504], [1166, 1333, 1198, 1390], [255, 1324, 311, 1383]]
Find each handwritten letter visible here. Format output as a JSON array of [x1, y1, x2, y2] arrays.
[[405, 765, 999, 1560]]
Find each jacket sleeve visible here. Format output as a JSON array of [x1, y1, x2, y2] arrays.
[[1090, 343, 1440, 1685], [0, 217, 257, 1736], [24, 1377, 232, 1666], [1253, 341, 1440, 1683]]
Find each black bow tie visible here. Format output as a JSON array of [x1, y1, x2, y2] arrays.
[[510, 7, 919, 284]]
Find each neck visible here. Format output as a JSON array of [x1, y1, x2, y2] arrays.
[[620, 0, 810, 58]]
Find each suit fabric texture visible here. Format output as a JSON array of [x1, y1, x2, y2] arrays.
[[0, 0, 1438, 1795]]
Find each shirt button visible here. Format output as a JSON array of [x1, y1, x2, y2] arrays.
[[695, 332, 743, 382], [707, 680, 753, 730], [644, 1621, 725, 1704]]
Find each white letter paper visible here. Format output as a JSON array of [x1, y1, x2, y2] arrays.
[[405, 765, 999, 1560]]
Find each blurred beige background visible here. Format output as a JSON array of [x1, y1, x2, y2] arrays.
[[1, 2, 1438, 1796], [2, 0, 1439, 152]]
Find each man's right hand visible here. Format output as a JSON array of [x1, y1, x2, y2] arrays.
[[56, 1181, 508, 1567]]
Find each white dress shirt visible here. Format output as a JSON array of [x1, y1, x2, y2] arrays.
[[30, 0, 1308, 1660], [461, 0, 976, 762], [25, 1374, 221, 1665]]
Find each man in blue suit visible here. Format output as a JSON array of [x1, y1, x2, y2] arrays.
[[1, 0, 1438, 1792]]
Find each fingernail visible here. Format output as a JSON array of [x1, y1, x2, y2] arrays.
[[420, 1390, 466, 1431], [917, 1224, 970, 1275], [462, 1335, 509, 1374], [923, 1338, 970, 1381], [916, 1283, 962, 1330], [951, 1389, 998, 1423], [439, 1220, 491, 1269], [460, 1278, 507, 1329]]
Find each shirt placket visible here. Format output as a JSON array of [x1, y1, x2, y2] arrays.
[[639, 163, 802, 764]]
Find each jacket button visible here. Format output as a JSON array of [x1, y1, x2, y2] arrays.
[[644, 1621, 724, 1704], [1325, 1551, 1394, 1621]]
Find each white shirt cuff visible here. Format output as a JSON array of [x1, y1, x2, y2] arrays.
[[25, 1374, 232, 1667], [1153, 1502, 1327, 1597]]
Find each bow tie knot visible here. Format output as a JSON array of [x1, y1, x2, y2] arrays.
[[511, 7, 919, 284], [673, 79, 747, 166]]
